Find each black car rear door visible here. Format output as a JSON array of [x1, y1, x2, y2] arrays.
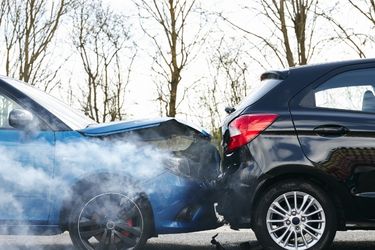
[[290, 66, 375, 219]]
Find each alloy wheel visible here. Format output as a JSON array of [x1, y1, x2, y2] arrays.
[[266, 191, 326, 250], [77, 192, 144, 250]]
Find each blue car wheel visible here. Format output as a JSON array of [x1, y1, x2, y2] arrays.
[[68, 188, 152, 250]]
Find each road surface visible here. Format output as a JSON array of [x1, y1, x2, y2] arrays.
[[0, 226, 374, 249]]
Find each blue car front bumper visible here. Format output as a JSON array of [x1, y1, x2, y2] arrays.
[[147, 171, 220, 234]]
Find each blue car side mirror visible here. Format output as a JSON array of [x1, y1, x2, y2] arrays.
[[9, 109, 34, 130]]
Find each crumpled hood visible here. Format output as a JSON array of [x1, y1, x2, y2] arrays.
[[79, 117, 210, 138]]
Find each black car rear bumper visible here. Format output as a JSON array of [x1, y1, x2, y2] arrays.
[[216, 154, 261, 228]]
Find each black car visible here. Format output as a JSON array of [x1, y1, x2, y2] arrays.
[[217, 59, 375, 250]]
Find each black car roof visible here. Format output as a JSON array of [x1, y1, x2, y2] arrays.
[[289, 58, 375, 73], [261, 59, 375, 84], [248, 58, 375, 113]]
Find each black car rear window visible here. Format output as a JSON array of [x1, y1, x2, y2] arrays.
[[235, 78, 283, 110], [300, 68, 375, 112]]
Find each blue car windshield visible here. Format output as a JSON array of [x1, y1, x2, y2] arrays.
[[4, 77, 96, 130]]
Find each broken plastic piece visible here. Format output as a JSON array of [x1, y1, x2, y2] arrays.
[[211, 233, 226, 250]]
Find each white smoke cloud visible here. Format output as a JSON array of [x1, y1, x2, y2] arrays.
[[0, 137, 172, 249], [0, 128, 220, 249]]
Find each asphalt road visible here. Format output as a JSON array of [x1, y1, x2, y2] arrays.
[[0, 226, 374, 250]]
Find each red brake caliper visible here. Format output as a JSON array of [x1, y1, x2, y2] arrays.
[[122, 219, 133, 237]]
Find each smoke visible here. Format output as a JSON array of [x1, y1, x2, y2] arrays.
[[0, 131, 220, 249], [0, 136, 171, 249], [55, 138, 168, 181]]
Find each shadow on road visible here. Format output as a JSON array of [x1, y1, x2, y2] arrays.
[[331, 241, 375, 250], [144, 241, 375, 250], [1, 240, 375, 249]]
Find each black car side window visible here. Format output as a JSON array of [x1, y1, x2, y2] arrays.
[[301, 68, 375, 113], [0, 92, 22, 128]]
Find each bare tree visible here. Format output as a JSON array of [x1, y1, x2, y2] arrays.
[[72, 0, 134, 123], [220, 0, 322, 67], [321, 0, 375, 58], [321, 16, 368, 58], [212, 38, 249, 108], [134, 0, 204, 117], [1, 0, 71, 90], [197, 37, 250, 142], [348, 0, 375, 26], [0, 0, 6, 27]]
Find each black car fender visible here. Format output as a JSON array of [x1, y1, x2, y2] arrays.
[[252, 164, 354, 230]]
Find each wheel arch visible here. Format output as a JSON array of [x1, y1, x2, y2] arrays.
[[59, 172, 156, 236], [252, 164, 353, 230]]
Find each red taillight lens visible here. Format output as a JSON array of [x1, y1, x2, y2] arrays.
[[227, 114, 278, 152]]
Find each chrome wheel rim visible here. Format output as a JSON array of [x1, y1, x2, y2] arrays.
[[77, 192, 144, 250], [266, 191, 326, 250]]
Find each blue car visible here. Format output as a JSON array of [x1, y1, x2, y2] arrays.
[[0, 76, 221, 249]]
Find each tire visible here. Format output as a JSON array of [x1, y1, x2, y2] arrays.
[[68, 183, 152, 250], [253, 180, 337, 250]]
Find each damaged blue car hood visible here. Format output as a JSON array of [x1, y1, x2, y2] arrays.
[[79, 117, 210, 137]]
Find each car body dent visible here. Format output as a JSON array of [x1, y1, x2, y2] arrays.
[[79, 118, 170, 136], [79, 117, 211, 138], [147, 171, 219, 233]]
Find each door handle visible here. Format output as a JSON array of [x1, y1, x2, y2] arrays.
[[313, 125, 349, 137]]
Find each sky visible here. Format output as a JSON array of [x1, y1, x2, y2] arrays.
[[99, 1, 372, 124]]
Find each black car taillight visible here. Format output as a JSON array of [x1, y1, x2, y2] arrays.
[[227, 114, 278, 152]]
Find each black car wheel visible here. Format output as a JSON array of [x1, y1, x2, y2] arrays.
[[69, 189, 151, 250], [253, 180, 336, 250]]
